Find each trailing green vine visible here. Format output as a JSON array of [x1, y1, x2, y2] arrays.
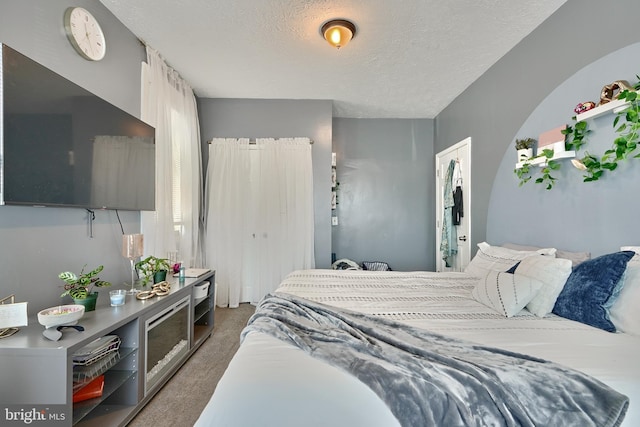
[[611, 87, 640, 159], [563, 120, 590, 152], [571, 84, 640, 182], [514, 148, 561, 189], [515, 162, 531, 186], [535, 149, 561, 190], [514, 74, 640, 189]]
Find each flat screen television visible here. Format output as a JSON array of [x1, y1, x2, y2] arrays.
[[0, 43, 156, 210]]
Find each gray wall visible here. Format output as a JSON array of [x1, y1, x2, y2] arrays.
[[488, 42, 640, 256], [332, 118, 435, 270], [434, 0, 640, 256], [6, 0, 640, 317], [0, 0, 145, 314], [197, 98, 333, 268]]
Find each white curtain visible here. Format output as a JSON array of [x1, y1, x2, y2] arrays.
[[205, 137, 315, 307], [91, 135, 154, 209], [141, 46, 203, 267]]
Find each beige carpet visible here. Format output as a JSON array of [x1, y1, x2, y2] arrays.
[[128, 303, 255, 427]]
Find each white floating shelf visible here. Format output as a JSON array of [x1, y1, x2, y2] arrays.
[[575, 98, 629, 122], [515, 151, 576, 169]]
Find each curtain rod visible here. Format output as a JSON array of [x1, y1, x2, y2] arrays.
[[208, 138, 313, 145]]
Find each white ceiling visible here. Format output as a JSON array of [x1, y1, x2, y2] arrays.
[[99, 0, 567, 119]]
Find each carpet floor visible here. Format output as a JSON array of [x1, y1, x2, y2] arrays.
[[127, 303, 255, 427]]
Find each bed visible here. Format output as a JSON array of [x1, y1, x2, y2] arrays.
[[195, 244, 640, 427]]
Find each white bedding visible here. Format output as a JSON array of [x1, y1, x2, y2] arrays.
[[196, 270, 640, 427]]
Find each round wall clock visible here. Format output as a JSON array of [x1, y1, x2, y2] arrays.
[[63, 7, 106, 61]]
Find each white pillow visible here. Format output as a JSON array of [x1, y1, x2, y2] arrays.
[[472, 271, 543, 317], [610, 260, 640, 335], [514, 255, 573, 317], [464, 242, 557, 278], [502, 243, 591, 267]]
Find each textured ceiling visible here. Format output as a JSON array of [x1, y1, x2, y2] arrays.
[[99, 0, 567, 118]]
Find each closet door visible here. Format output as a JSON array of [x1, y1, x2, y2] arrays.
[[207, 138, 314, 307]]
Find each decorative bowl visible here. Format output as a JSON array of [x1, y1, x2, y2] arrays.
[[37, 305, 85, 328]]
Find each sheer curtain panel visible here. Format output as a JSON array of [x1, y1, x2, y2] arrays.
[[141, 46, 204, 268], [205, 137, 315, 308], [205, 138, 251, 308]]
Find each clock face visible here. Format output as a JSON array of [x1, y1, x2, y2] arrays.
[[64, 7, 106, 61]]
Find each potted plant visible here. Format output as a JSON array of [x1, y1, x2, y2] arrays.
[[515, 138, 535, 162], [135, 256, 172, 285], [59, 265, 112, 311]]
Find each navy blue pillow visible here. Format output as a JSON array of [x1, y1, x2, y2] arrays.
[[552, 251, 635, 332], [506, 261, 520, 274]]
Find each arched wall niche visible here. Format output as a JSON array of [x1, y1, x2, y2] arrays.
[[487, 41, 640, 257]]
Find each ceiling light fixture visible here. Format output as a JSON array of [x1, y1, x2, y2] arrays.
[[321, 19, 356, 49]]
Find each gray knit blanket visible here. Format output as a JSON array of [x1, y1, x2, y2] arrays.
[[241, 292, 628, 427]]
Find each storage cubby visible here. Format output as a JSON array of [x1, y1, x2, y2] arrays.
[[73, 320, 139, 426], [193, 287, 215, 349]]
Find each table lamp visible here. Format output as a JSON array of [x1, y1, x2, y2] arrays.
[[122, 234, 144, 294]]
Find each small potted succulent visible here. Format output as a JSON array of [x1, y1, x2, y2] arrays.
[[515, 138, 535, 162], [135, 256, 172, 285], [59, 265, 112, 311]]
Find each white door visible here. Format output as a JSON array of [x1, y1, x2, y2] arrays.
[[435, 138, 471, 272]]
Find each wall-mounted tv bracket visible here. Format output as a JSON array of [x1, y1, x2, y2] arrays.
[[86, 209, 95, 238]]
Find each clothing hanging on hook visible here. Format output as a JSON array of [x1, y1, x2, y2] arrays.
[[452, 159, 463, 226], [453, 158, 463, 187]]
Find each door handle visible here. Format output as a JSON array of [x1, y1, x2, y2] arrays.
[[458, 236, 467, 241]]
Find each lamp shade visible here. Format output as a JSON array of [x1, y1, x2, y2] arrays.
[[321, 19, 356, 49], [122, 234, 144, 259]]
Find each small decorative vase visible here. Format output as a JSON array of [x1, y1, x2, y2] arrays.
[[73, 293, 99, 312], [517, 148, 533, 162], [153, 270, 168, 284]]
